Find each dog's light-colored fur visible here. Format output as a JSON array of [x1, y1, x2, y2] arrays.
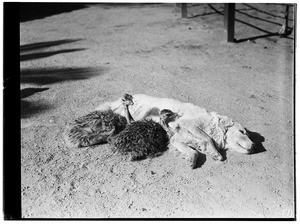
[[96, 94, 254, 167]]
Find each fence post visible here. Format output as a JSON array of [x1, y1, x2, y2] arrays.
[[181, 3, 187, 18], [224, 3, 235, 42]]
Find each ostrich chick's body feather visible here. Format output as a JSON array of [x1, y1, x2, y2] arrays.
[[65, 110, 128, 147], [108, 119, 169, 160]]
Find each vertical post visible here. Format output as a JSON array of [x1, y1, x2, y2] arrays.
[[279, 4, 290, 36], [224, 3, 235, 42], [285, 5, 289, 30], [181, 3, 187, 18]]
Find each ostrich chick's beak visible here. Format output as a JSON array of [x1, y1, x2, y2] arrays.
[[167, 112, 178, 121], [170, 112, 178, 119]]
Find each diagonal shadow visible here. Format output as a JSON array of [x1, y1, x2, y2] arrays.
[[236, 9, 284, 26], [21, 99, 52, 119], [20, 66, 107, 117], [189, 11, 220, 18], [208, 4, 274, 34], [21, 87, 49, 99], [20, 48, 86, 62], [20, 67, 107, 85], [20, 3, 89, 22], [243, 3, 294, 21], [20, 39, 83, 52], [207, 4, 293, 42], [235, 33, 279, 43], [189, 6, 252, 19]]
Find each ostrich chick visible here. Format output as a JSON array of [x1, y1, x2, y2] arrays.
[[108, 109, 177, 161], [64, 93, 134, 148]]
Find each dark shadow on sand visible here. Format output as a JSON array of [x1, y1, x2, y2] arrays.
[[20, 3, 89, 22], [194, 153, 207, 169], [21, 67, 107, 85], [20, 48, 86, 62], [20, 37, 105, 116], [219, 149, 228, 162], [20, 48, 85, 61], [246, 129, 266, 154], [21, 87, 49, 99], [235, 33, 280, 43], [20, 66, 105, 118], [21, 99, 52, 119], [20, 39, 83, 53]]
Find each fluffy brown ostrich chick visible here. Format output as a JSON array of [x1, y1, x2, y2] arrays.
[[64, 93, 134, 148], [108, 109, 177, 161]]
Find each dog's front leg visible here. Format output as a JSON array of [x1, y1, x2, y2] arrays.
[[187, 126, 223, 161], [170, 135, 199, 169]]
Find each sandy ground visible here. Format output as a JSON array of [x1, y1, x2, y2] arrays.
[[20, 3, 295, 218]]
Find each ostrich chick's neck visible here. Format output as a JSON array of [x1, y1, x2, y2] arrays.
[[160, 118, 175, 138], [123, 105, 134, 124]]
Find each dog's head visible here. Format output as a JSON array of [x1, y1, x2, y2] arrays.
[[224, 122, 254, 154], [212, 113, 254, 154]]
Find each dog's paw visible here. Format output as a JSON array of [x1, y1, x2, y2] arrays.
[[212, 153, 223, 161]]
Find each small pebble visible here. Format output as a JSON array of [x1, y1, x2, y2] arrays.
[[247, 39, 256, 43], [128, 201, 133, 209]]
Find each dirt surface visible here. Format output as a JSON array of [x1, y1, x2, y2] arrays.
[[20, 3, 295, 218]]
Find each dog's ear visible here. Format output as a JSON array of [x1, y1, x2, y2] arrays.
[[215, 113, 234, 133]]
